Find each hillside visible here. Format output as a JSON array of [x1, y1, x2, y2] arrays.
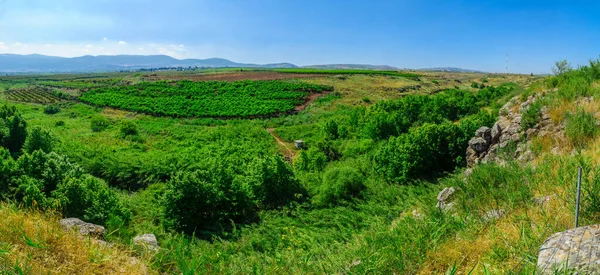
[[0, 54, 299, 73], [0, 62, 598, 274]]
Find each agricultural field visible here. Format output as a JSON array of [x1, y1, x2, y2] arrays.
[[3, 86, 67, 104], [79, 80, 333, 117]]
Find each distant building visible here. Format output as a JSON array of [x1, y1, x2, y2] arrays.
[[294, 140, 305, 149]]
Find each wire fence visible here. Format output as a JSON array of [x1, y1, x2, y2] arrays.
[[510, 166, 585, 274]]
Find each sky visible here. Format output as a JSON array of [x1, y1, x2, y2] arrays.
[[0, 0, 599, 73]]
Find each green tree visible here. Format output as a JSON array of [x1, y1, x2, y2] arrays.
[[25, 126, 55, 153], [552, 59, 572, 76], [2, 113, 27, 156]]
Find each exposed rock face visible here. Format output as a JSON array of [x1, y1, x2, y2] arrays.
[[59, 218, 105, 238], [436, 187, 457, 211], [133, 234, 159, 251], [465, 93, 564, 167], [537, 224, 600, 274]]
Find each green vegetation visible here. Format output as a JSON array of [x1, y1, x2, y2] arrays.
[[565, 108, 598, 149], [1, 68, 581, 274], [80, 80, 332, 117], [274, 68, 421, 78]]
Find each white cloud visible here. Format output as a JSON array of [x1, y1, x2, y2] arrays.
[[103, 37, 108, 41], [118, 41, 127, 45], [85, 44, 93, 48], [0, 42, 6, 50]]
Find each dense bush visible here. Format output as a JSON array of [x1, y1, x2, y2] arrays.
[[374, 110, 494, 184], [295, 149, 328, 172], [565, 108, 598, 148], [25, 126, 55, 153], [312, 166, 365, 207], [43, 105, 60, 115], [520, 101, 543, 130], [246, 156, 306, 209], [162, 169, 256, 235], [90, 116, 110, 132], [359, 86, 511, 140], [54, 175, 131, 225], [119, 120, 138, 136], [0, 108, 27, 156]]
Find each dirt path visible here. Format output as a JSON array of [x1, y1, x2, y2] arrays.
[[266, 128, 296, 160]]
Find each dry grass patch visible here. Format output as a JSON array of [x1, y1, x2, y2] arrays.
[[0, 203, 153, 275]]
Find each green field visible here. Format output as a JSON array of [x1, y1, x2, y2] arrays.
[[79, 80, 332, 117]]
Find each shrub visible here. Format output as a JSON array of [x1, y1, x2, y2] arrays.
[[119, 120, 138, 136], [14, 175, 49, 209], [471, 82, 479, 88], [520, 101, 543, 130], [245, 156, 306, 209], [90, 116, 110, 132], [362, 97, 371, 103], [322, 120, 339, 140], [43, 105, 60, 115], [565, 108, 598, 149], [55, 120, 65, 127], [162, 169, 256, 235], [295, 149, 328, 172], [374, 122, 468, 183], [312, 166, 365, 207], [24, 126, 55, 153], [53, 175, 131, 225], [0, 149, 17, 198], [431, 80, 439, 85], [1, 112, 27, 156]]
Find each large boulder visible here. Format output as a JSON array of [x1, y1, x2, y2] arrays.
[[59, 218, 105, 238], [475, 127, 492, 144], [468, 137, 489, 153], [537, 224, 600, 274], [491, 122, 502, 144], [133, 234, 159, 251]]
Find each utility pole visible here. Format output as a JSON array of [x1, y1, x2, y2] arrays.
[[506, 53, 509, 76]]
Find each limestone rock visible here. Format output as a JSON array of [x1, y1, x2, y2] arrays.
[[60, 218, 105, 238], [436, 187, 457, 210], [483, 209, 506, 222], [133, 234, 159, 251], [469, 137, 489, 153], [491, 122, 502, 144], [475, 126, 492, 144], [537, 224, 600, 274]]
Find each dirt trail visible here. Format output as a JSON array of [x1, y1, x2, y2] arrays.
[[266, 128, 295, 160]]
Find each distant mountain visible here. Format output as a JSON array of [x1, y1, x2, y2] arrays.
[[416, 67, 484, 73], [303, 64, 399, 70], [0, 54, 299, 73]]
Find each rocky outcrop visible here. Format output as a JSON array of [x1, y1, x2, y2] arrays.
[[133, 234, 159, 251], [466, 93, 566, 167], [436, 187, 457, 211], [537, 224, 600, 274], [59, 218, 105, 238]]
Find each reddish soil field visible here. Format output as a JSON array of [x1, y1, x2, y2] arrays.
[[142, 71, 327, 82]]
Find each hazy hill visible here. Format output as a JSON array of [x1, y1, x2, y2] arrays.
[[303, 64, 399, 70], [0, 54, 299, 73]]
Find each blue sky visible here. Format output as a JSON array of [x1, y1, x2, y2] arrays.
[[0, 0, 599, 73]]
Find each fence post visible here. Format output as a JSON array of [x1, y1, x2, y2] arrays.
[[575, 166, 582, 228]]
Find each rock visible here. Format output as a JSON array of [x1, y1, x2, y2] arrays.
[[436, 187, 457, 210], [513, 115, 522, 125], [411, 209, 424, 219], [537, 224, 600, 274], [491, 122, 502, 144], [483, 209, 506, 222], [463, 168, 473, 178], [468, 137, 489, 153], [475, 126, 492, 144], [439, 202, 455, 212], [60, 218, 105, 238], [533, 195, 552, 206], [517, 150, 535, 162], [466, 146, 479, 167], [133, 234, 159, 251], [525, 128, 538, 139]]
